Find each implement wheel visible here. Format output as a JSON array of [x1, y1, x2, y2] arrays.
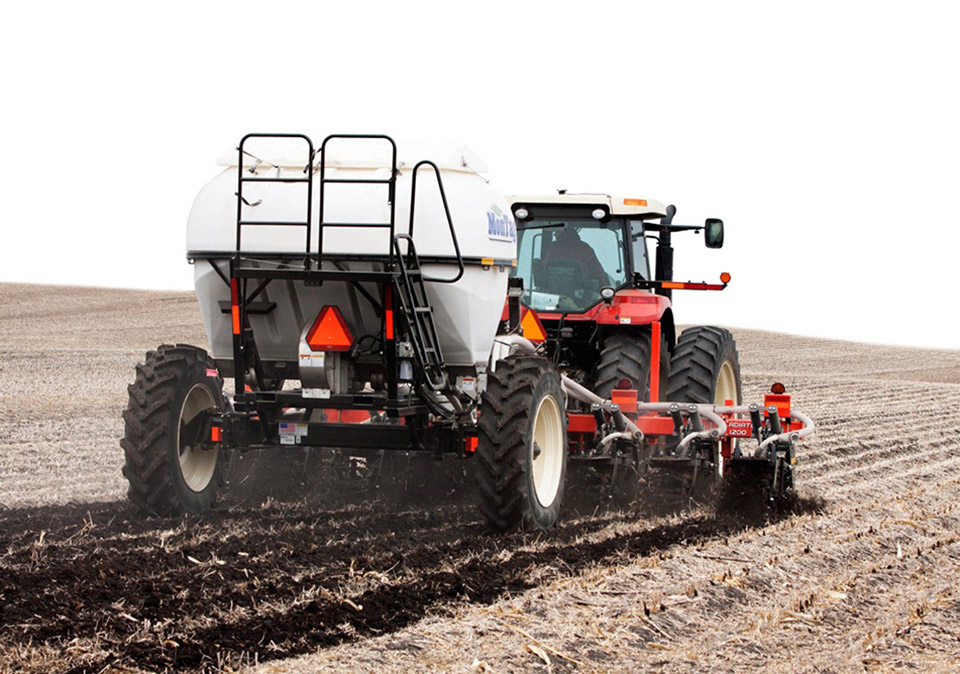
[[666, 326, 742, 483], [594, 328, 670, 402], [121, 344, 225, 516], [477, 355, 567, 531]]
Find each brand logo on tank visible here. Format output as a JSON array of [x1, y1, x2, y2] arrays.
[[486, 205, 516, 243]]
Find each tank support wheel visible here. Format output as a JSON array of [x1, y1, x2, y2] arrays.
[[122, 344, 225, 516]]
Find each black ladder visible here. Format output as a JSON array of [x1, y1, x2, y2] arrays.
[[318, 134, 399, 269], [393, 234, 447, 391], [235, 134, 314, 267], [232, 133, 465, 399], [392, 161, 466, 393]]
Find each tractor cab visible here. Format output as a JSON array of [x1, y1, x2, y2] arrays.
[[507, 194, 728, 380], [509, 196, 667, 315]]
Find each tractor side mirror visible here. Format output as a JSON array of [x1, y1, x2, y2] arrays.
[[704, 218, 724, 248]]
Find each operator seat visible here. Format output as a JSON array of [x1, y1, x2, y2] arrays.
[[540, 258, 587, 297]]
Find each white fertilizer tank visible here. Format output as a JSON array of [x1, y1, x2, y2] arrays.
[[186, 137, 516, 373]]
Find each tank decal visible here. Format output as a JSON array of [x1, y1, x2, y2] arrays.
[[486, 205, 517, 243]]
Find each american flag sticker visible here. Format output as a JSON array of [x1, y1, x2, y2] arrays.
[[279, 423, 308, 437]]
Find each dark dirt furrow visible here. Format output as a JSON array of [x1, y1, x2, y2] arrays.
[[3, 503, 812, 674], [3, 493, 800, 673]]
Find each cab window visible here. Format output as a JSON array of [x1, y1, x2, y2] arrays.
[[630, 220, 650, 280], [514, 218, 628, 313]]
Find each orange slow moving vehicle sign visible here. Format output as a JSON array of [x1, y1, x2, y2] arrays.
[[519, 309, 546, 343], [306, 306, 354, 352], [498, 301, 547, 343]]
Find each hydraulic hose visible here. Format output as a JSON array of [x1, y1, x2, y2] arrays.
[[757, 410, 815, 452]]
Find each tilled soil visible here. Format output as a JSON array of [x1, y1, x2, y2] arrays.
[[1, 283, 959, 673], [0, 492, 813, 673]]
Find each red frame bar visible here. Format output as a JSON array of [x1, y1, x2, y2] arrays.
[[637, 414, 676, 435], [649, 321, 661, 402], [384, 284, 394, 340], [230, 278, 241, 335], [568, 414, 596, 434], [660, 282, 726, 291], [567, 413, 677, 436]]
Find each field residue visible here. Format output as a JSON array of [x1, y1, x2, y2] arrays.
[[1, 283, 959, 673]]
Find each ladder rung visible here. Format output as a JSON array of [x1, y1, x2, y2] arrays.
[[415, 307, 432, 313], [323, 178, 392, 185], [239, 221, 309, 227], [240, 177, 310, 183]]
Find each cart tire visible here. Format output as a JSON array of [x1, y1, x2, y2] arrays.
[[666, 326, 742, 482], [121, 344, 225, 516], [594, 328, 670, 402], [477, 355, 567, 531]]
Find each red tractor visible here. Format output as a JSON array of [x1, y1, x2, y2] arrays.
[[497, 193, 806, 503]]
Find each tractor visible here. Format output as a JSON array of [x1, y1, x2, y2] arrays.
[[120, 134, 813, 531], [505, 194, 747, 497]]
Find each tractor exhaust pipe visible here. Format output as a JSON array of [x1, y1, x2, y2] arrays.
[[655, 204, 677, 300]]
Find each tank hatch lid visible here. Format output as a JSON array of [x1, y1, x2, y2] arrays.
[[217, 140, 488, 173], [507, 193, 667, 219]]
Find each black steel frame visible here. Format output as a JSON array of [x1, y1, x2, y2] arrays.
[[222, 133, 469, 454]]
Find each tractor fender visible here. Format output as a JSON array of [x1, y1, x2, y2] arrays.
[[593, 290, 672, 332], [595, 304, 676, 353]]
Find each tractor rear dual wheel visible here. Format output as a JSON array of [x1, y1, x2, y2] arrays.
[[593, 328, 670, 402], [477, 355, 568, 532], [121, 344, 225, 516], [666, 326, 742, 406], [666, 326, 742, 488]]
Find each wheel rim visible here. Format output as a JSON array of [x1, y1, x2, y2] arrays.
[[715, 360, 738, 406], [531, 394, 564, 507], [714, 360, 738, 477], [178, 384, 219, 492]]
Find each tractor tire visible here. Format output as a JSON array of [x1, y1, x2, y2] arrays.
[[477, 355, 568, 532], [121, 344, 225, 516], [665, 326, 742, 485], [594, 328, 670, 402], [666, 326, 742, 405]]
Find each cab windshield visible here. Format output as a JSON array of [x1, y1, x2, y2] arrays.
[[514, 218, 629, 313]]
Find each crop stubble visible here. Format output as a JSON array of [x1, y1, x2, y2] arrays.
[[1, 283, 959, 673]]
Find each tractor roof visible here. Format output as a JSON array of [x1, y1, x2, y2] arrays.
[[507, 193, 667, 219]]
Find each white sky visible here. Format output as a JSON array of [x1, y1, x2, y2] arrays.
[[3, 1, 958, 349]]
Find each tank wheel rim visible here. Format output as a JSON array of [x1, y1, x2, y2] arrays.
[[178, 383, 219, 492], [531, 394, 564, 507]]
